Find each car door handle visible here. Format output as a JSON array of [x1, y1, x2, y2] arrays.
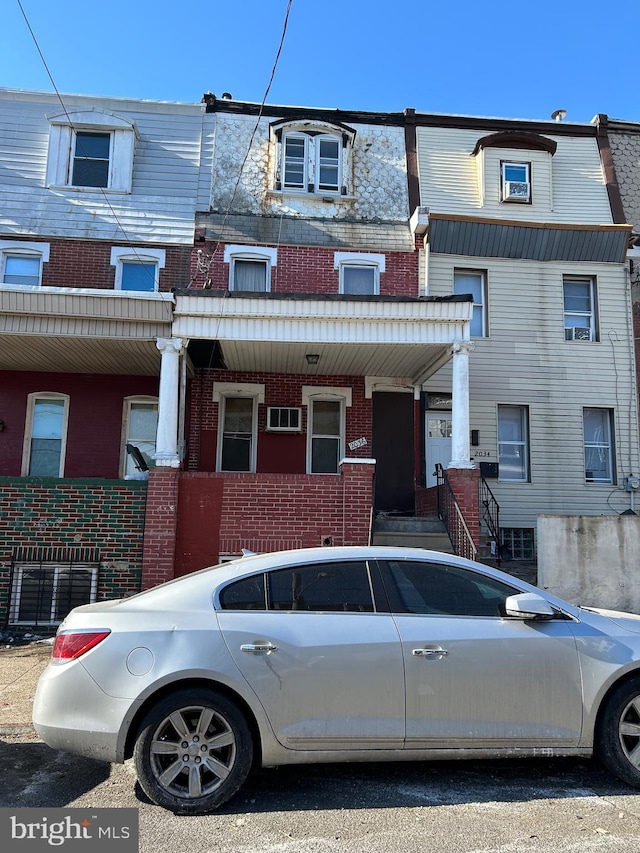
[[412, 647, 448, 657], [240, 643, 278, 654]]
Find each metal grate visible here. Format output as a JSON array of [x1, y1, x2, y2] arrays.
[[7, 555, 99, 628]]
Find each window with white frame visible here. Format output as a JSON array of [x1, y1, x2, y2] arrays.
[[9, 561, 98, 626], [122, 398, 158, 476], [0, 241, 50, 287], [22, 393, 69, 477], [214, 383, 264, 473], [46, 110, 137, 192], [454, 269, 487, 336], [583, 408, 615, 484], [564, 276, 597, 341], [110, 246, 165, 292], [501, 161, 531, 203], [273, 121, 354, 196], [223, 245, 277, 292], [335, 252, 385, 296], [497, 405, 529, 482], [301, 386, 351, 474]]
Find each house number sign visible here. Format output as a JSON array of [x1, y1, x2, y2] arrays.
[[348, 437, 368, 450]]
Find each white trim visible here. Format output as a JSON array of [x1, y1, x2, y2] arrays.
[[333, 252, 385, 271], [46, 113, 136, 192], [110, 246, 166, 292], [302, 386, 352, 408], [215, 387, 262, 473], [339, 458, 376, 465], [364, 377, 416, 399], [213, 382, 265, 404], [120, 396, 159, 478], [223, 246, 277, 293], [21, 392, 70, 477], [0, 241, 50, 287], [0, 283, 174, 301]]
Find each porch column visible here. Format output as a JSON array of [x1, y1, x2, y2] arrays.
[[154, 337, 187, 467], [448, 340, 475, 469]]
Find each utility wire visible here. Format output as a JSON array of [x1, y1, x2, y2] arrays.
[[16, 0, 169, 295]]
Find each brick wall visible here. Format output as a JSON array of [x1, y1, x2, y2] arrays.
[[445, 467, 481, 556], [0, 237, 191, 292], [187, 370, 372, 473], [0, 372, 159, 478], [0, 478, 147, 626], [141, 461, 375, 587], [188, 243, 419, 297]]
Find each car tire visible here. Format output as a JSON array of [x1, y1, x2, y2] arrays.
[[133, 688, 253, 813], [597, 677, 640, 788]]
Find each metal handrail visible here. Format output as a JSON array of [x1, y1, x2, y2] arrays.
[[435, 464, 478, 561], [479, 475, 501, 561]]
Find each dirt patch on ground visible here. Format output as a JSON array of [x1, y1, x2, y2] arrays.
[[0, 643, 52, 732]]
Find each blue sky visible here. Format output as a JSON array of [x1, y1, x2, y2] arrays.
[[2, 0, 638, 124]]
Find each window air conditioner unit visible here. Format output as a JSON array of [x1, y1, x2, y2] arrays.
[[503, 181, 530, 202], [567, 326, 592, 341], [266, 407, 302, 432]]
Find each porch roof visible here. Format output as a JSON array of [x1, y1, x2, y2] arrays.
[[0, 286, 173, 374], [173, 291, 473, 384]]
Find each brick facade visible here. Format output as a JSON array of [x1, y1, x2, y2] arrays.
[[0, 477, 147, 627], [0, 236, 191, 292], [141, 461, 375, 589], [188, 243, 418, 297]]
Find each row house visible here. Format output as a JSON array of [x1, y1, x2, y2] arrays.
[[607, 117, 640, 430], [0, 88, 206, 627], [150, 98, 477, 583], [2, 86, 639, 629], [409, 111, 639, 560]]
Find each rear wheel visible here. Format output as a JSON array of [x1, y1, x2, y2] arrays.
[[133, 688, 253, 813], [597, 678, 640, 787]]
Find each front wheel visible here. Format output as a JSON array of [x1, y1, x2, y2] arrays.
[[133, 688, 253, 813], [597, 678, 640, 787]]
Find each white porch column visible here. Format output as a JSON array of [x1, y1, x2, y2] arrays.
[[448, 340, 475, 469], [154, 337, 187, 468]]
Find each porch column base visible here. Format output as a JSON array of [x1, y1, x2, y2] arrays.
[[444, 467, 481, 555], [141, 467, 180, 589]]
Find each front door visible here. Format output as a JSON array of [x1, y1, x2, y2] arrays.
[[372, 392, 415, 513], [425, 414, 452, 487]]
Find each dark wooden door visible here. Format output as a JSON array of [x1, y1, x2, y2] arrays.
[[372, 392, 415, 514]]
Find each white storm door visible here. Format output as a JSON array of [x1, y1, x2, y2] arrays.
[[425, 415, 452, 487]]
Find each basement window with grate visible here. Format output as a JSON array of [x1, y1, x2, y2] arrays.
[[8, 561, 99, 626]]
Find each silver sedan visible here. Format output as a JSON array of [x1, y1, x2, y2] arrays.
[[33, 546, 640, 813]]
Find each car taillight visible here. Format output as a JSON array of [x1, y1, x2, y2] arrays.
[[52, 630, 111, 662]]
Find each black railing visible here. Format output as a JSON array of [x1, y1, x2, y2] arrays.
[[435, 463, 477, 561], [480, 476, 501, 563]]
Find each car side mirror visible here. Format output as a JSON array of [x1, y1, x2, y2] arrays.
[[505, 593, 555, 620]]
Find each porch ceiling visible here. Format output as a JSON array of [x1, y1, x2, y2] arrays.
[[174, 293, 473, 384], [0, 335, 162, 375]]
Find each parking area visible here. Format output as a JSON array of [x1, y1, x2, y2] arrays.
[[4, 645, 640, 852]]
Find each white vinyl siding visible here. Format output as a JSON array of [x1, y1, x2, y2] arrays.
[[0, 92, 204, 243], [424, 253, 639, 528], [416, 127, 614, 225]]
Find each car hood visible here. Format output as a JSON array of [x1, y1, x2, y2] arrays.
[[582, 606, 640, 634]]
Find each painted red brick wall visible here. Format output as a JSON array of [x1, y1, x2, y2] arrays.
[[141, 467, 180, 589], [188, 243, 419, 298], [0, 372, 159, 478], [0, 237, 190, 292], [141, 462, 375, 586], [186, 370, 372, 473], [445, 467, 481, 555]]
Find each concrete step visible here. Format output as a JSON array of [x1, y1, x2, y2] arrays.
[[372, 530, 455, 553], [373, 515, 445, 534]]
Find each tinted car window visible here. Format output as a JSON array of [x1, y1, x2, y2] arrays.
[[268, 561, 374, 612], [219, 574, 266, 610], [385, 560, 517, 617]]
